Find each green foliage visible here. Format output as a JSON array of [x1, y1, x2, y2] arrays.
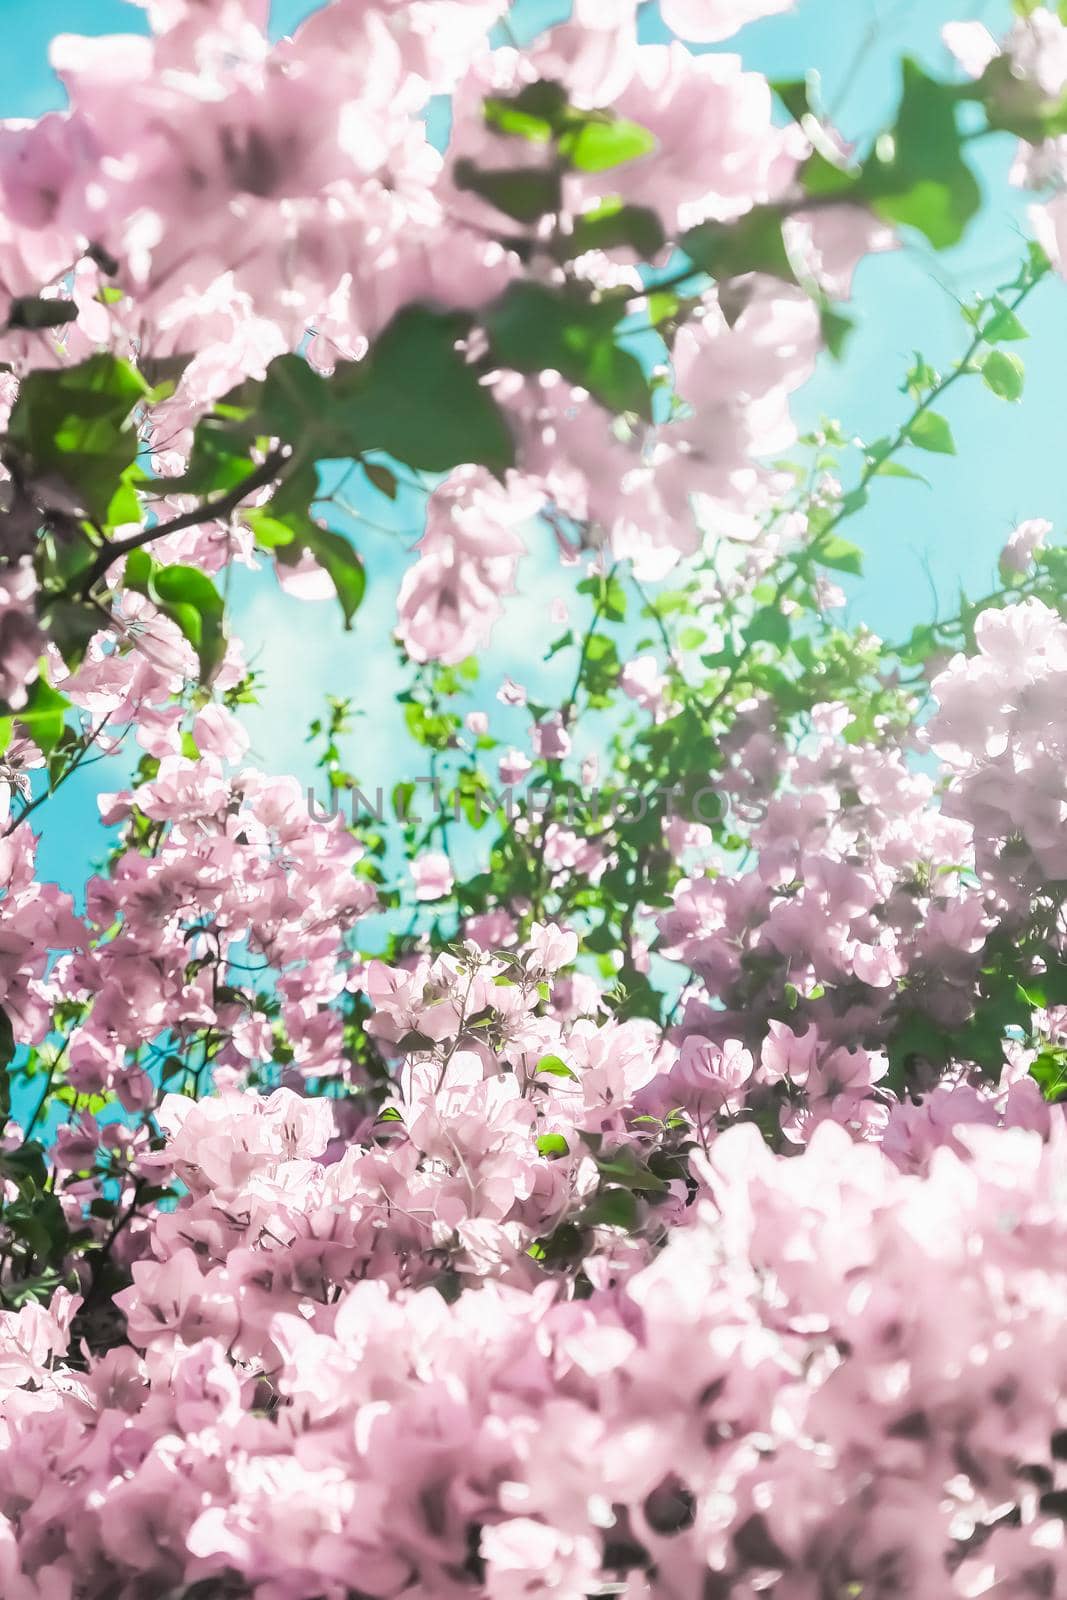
[[981, 349, 1025, 401], [12, 676, 71, 755], [4, 354, 153, 524], [907, 411, 956, 454], [454, 161, 562, 222], [125, 551, 226, 682], [485, 282, 653, 417], [801, 59, 981, 249], [563, 198, 666, 259], [682, 206, 798, 285], [330, 307, 516, 475], [246, 467, 366, 629], [481, 78, 656, 172]]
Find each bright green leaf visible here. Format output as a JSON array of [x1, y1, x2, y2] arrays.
[[12, 674, 70, 756], [981, 349, 1025, 402], [536, 1132, 569, 1158], [536, 1053, 578, 1080], [559, 115, 655, 172], [907, 411, 956, 455]]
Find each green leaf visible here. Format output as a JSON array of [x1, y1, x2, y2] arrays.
[[37, 598, 101, 672], [862, 59, 981, 249], [301, 527, 366, 627], [558, 115, 655, 172], [772, 75, 818, 125], [483, 80, 569, 142], [563, 198, 666, 260], [981, 349, 1025, 402], [536, 1053, 578, 1080], [248, 468, 366, 629], [907, 411, 955, 455], [982, 296, 1029, 343], [484, 283, 652, 419], [4, 354, 151, 523], [1030, 1049, 1067, 1104], [258, 353, 333, 441], [872, 459, 930, 485], [12, 675, 70, 757], [125, 555, 226, 683], [743, 605, 790, 649], [453, 159, 562, 223], [581, 1187, 639, 1230], [820, 305, 855, 360], [481, 84, 654, 175], [595, 1144, 667, 1192], [682, 206, 798, 285], [812, 535, 864, 576], [333, 306, 516, 475]]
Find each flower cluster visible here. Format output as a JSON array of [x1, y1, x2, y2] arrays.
[[0, 3, 1064, 1598], [4, 1106, 1067, 1599]]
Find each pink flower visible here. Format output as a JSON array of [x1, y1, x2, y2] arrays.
[[411, 851, 455, 902], [1000, 517, 1051, 576], [528, 922, 579, 974], [532, 714, 571, 761], [661, 0, 794, 42]]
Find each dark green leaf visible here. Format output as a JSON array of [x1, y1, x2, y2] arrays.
[[581, 1187, 639, 1230], [743, 605, 790, 648], [454, 159, 562, 223], [595, 1144, 667, 1192], [362, 461, 398, 499], [300, 526, 366, 627], [563, 198, 666, 260], [484, 283, 652, 418], [682, 206, 798, 285], [333, 306, 516, 474], [5, 354, 150, 523], [862, 59, 981, 249], [772, 76, 818, 125], [248, 468, 365, 628], [820, 305, 855, 360]]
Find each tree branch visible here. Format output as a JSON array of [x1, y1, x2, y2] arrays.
[[76, 445, 292, 598]]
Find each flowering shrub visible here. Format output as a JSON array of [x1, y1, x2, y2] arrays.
[[2, 0, 1067, 1595]]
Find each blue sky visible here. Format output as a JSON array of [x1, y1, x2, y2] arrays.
[[3, 0, 1059, 896]]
